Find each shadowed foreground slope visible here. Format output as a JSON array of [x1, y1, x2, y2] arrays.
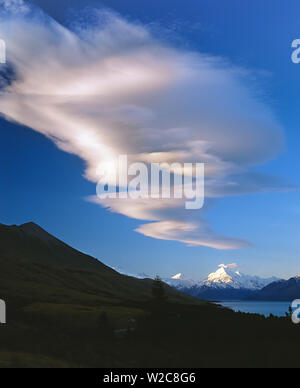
[[0, 222, 299, 368], [0, 222, 195, 306]]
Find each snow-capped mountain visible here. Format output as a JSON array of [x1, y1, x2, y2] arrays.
[[163, 264, 281, 301], [201, 264, 279, 290], [161, 273, 197, 289], [164, 264, 279, 290], [112, 263, 281, 301]]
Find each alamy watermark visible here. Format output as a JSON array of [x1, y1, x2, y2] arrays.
[[291, 39, 300, 63], [0, 39, 6, 64], [0, 300, 6, 324], [291, 299, 300, 324], [96, 155, 205, 210]]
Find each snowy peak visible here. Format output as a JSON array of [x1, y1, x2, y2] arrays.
[[163, 273, 197, 289], [172, 273, 183, 280], [206, 266, 235, 284], [112, 264, 281, 296], [164, 264, 281, 292], [202, 264, 280, 290]]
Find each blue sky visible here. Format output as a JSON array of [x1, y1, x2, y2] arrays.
[[0, 0, 300, 279]]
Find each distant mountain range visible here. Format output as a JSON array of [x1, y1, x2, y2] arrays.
[[162, 265, 281, 301], [163, 267, 300, 302], [246, 275, 300, 301], [117, 264, 282, 301]]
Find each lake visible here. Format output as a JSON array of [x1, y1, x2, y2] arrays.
[[214, 301, 292, 317]]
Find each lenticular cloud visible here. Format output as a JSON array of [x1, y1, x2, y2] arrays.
[[0, 4, 286, 249]]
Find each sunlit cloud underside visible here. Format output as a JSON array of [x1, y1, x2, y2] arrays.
[[0, 1, 287, 249]]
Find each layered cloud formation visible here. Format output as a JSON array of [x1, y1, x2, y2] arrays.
[[0, 3, 286, 249]]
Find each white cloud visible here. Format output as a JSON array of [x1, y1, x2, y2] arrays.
[[0, 7, 287, 249], [219, 263, 238, 269]]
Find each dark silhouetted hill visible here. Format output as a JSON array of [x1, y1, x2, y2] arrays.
[[0, 222, 196, 306]]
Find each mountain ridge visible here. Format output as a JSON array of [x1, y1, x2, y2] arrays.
[[246, 276, 300, 301], [0, 221, 196, 306], [116, 264, 282, 301]]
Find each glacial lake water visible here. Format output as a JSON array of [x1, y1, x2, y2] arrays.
[[214, 301, 292, 317]]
